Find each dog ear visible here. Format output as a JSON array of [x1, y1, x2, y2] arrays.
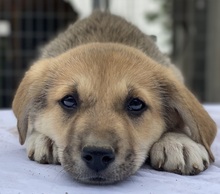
[[159, 71, 217, 162], [12, 60, 49, 145]]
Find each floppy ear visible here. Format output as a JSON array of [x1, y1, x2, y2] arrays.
[[159, 72, 217, 162], [12, 60, 49, 145]]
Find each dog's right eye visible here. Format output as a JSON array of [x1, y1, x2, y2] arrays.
[[126, 97, 147, 117], [60, 95, 77, 109]]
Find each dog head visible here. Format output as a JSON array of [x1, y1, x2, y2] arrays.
[[13, 43, 216, 184]]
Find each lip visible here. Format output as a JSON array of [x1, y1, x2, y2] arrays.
[[89, 177, 107, 183], [89, 177, 106, 182]]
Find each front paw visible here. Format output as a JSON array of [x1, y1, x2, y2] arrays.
[[25, 131, 60, 164], [150, 132, 209, 175]]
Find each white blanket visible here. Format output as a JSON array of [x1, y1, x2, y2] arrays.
[[0, 106, 220, 194]]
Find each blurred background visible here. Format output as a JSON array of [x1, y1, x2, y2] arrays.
[[0, 0, 219, 108]]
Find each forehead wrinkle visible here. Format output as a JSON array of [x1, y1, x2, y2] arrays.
[[48, 79, 77, 100], [125, 84, 155, 108]]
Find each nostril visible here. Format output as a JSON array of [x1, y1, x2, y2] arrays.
[[83, 154, 93, 162], [102, 155, 115, 164]]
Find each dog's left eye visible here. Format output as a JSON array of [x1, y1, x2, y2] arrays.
[[60, 95, 77, 109], [126, 98, 147, 116]]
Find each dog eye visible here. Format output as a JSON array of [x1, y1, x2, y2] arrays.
[[60, 95, 77, 109], [127, 98, 147, 115]]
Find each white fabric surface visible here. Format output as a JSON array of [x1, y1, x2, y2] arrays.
[[0, 106, 220, 194]]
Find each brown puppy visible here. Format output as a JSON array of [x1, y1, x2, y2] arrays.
[[12, 11, 217, 184]]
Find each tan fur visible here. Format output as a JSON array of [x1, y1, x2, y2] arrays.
[[12, 12, 216, 184]]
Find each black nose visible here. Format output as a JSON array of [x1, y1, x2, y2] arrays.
[[82, 146, 115, 172]]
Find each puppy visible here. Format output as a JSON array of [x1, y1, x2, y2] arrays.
[[12, 11, 217, 184]]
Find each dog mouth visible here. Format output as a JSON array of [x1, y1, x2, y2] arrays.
[[88, 177, 107, 184], [64, 166, 122, 184], [65, 164, 134, 184], [76, 175, 115, 185]]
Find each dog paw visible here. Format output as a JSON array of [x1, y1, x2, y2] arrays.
[[25, 131, 60, 164], [150, 132, 209, 175]]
